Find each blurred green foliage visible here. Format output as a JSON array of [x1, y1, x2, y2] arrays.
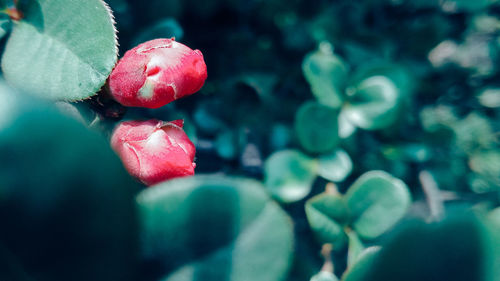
[[1, 0, 500, 280]]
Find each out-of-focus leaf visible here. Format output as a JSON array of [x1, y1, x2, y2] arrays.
[[269, 123, 292, 151], [215, 129, 238, 160], [2, 0, 118, 101], [302, 46, 348, 108], [341, 247, 380, 281], [137, 175, 294, 281], [193, 102, 227, 134], [345, 171, 411, 240], [361, 216, 489, 281], [132, 18, 183, 46], [305, 193, 348, 246], [477, 88, 500, 108], [468, 150, 500, 193], [311, 271, 339, 281], [346, 230, 364, 267], [342, 76, 401, 130], [295, 101, 339, 154], [317, 149, 353, 182], [0, 16, 10, 40], [0, 83, 138, 281], [450, 0, 491, 12], [264, 149, 318, 203], [453, 112, 496, 153]]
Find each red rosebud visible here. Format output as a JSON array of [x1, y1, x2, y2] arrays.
[[111, 119, 196, 186], [109, 38, 207, 109]]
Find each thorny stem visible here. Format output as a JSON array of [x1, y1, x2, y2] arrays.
[[320, 243, 334, 273]]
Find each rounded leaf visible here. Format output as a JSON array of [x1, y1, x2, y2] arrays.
[[317, 149, 353, 182], [311, 271, 339, 281], [137, 175, 294, 281], [305, 193, 348, 246], [0, 84, 138, 281], [343, 76, 400, 130], [341, 247, 380, 281], [2, 0, 118, 101], [345, 171, 411, 240], [302, 49, 347, 108], [295, 101, 339, 154], [264, 149, 318, 203], [362, 217, 489, 281]]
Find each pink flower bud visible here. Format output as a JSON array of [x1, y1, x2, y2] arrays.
[[109, 38, 207, 109], [111, 119, 196, 186]]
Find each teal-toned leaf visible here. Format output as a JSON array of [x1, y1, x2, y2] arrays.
[[486, 208, 500, 281], [0, 83, 138, 281], [305, 193, 348, 246], [264, 149, 318, 203], [295, 101, 339, 154], [453, 112, 496, 153], [469, 150, 500, 193], [477, 88, 500, 108], [302, 47, 348, 108], [132, 18, 184, 46], [311, 271, 339, 281], [137, 176, 294, 281], [345, 171, 411, 240], [338, 110, 357, 138], [451, 0, 491, 12], [317, 149, 352, 182], [215, 129, 238, 160], [361, 216, 488, 281], [346, 230, 365, 267], [0, 16, 10, 40], [269, 123, 292, 151], [341, 247, 380, 281], [342, 75, 401, 130], [2, 0, 118, 101]]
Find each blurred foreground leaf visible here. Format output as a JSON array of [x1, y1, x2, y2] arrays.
[[0, 83, 138, 281], [137, 175, 294, 281], [362, 215, 497, 281]]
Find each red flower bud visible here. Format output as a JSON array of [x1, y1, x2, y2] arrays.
[[109, 38, 207, 109], [111, 119, 196, 185]]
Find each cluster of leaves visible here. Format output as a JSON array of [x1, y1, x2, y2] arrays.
[[1, 0, 500, 281]]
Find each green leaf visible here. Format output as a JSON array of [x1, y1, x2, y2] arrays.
[[136, 175, 294, 281], [343, 75, 400, 130], [305, 193, 348, 246], [0, 16, 10, 40], [452, 0, 491, 11], [341, 247, 380, 281], [361, 216, 489, 281], [302, 47, 347, 108], [0, 83, 138, 281], [311, 271, 339, 281], [2, 0, 118, 101], [264, 149, 318, 203], [477, 88, 500, 108], [345, 171, 411, 240], [317, 149, 352, 182], [295, 101, 340, 154], [215, 129, 238, 160], [346, 230, 365, 267]]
